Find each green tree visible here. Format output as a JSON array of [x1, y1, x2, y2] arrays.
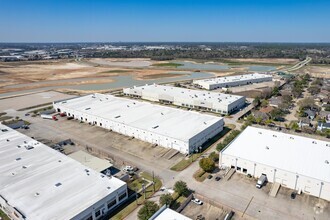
[[199, 158, 216, 172], [246, 115, 256, 123], [253, 97, 261, 107], [174, 181, 189, 196], [290, 122, 299, 131], [270, 108, 283, 120], [260, 99, 269, 108], [159, 194, 173, 206], [209, 151, 219, 162], [272, 86, 280, 96], [255, 116, 263, 125], [264, 119, 273, 126], [138, 201, 159, 220]]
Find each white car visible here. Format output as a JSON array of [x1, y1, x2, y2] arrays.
[[191, 198, 203, 205], [123, 165, 133, 172]]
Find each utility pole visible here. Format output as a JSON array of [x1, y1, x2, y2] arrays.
[[152, 171, 155, 193], [142, 181, 146, 200], [135, 187, 138, 205]]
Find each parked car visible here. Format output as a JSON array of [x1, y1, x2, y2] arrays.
[[291, 192, 296, 199], [207, 174, 213, 179], [215, 176, 221, 181], [123, 165, 133, 172], [191, 198, 203, 205], [20, 125, 29, 129]]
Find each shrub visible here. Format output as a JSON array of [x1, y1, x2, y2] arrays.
[[199, 158, 215, 172]]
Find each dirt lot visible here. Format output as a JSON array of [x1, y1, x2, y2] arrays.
[[0, 91, 75, 112], [0, 59, 195, 94], [294, 65, 330, 78]]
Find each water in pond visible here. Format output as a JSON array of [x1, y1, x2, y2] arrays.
[[176, 61, 276, 72]]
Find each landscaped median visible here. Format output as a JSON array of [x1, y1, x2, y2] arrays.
[[109, 171, 162, 220]]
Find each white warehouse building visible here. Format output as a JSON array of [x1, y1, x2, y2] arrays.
[[193, 73, 273, 90], [123, 84, 246, 115], [0, 124, 128, 220], [220, 126, 330, 201], [53, 94, 224, 154]]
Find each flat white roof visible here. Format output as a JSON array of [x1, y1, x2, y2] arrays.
[[222, 126, 330, 182], [125, 84, 244, 106], [194, 73, 272, 85], [152, 208, 192, 220], [68, 150, 113, 172], [55, 94, 223, 141], [0, 124, 126, 220]]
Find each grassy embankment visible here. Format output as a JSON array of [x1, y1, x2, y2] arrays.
[[152, 62, 183, 68]]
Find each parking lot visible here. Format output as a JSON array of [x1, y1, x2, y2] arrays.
[[14, 112, 181, 183], [195, 171, 330, 220], [181, 198, 238, 220]]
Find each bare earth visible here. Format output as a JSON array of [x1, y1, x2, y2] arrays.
[[0, 58, 289, 95], [293, 65, 330, 78]]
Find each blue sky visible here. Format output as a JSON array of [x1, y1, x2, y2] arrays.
[[0, 0, 329, 42]]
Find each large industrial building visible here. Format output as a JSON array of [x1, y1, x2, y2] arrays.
[[123, 84, 245, 115], [193, 73, 273, 90], [220, 126, 330, 201], [53, 94, 224, 154], [0, 124, 128, 220]]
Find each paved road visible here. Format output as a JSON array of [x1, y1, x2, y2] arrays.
[[280, 57, 312, 72]]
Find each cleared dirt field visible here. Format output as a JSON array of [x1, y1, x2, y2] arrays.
[[0, 59, 193, 94], [294, 65, 330, 78]]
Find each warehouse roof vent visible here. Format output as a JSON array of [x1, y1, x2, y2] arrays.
[[55, 182, 62, 187], [85, 107, 91, 110], [152, 125, 159, 129], [265, 146, 270, 150], [115, 115, 121, 118], [325, 160, 329, 164]]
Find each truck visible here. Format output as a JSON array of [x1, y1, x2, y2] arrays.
[[41, 114, 58, 121], [256, 174, 267, 189]]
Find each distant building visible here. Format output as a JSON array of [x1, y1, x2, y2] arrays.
[[123, 84, 246, 115], [220, 126, 330, 201], [193, 73, 272, 90], [0, 124, 127, 220], [54, 94, 224, 154]]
